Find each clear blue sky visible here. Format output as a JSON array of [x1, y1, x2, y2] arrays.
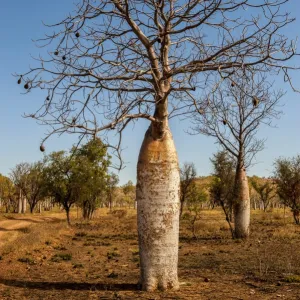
[[0, 1, 300, 185]]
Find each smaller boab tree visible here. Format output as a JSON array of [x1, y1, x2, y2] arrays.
[[274, 155, 300, 225], [180, 162, 197, 217], [193, 74, 283, 238]]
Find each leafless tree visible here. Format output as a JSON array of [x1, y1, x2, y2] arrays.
[[17, 0, 298, 290], [192, 74, 284, 237]]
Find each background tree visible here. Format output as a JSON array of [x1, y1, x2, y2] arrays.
[[18, 0, 298, 290], [11, 162, 45, 213], [122, 180, 136, 208], [250, 176, 276, 212], [186, 185, 207, 239], [43, 151, 78, 225], [106, 173, 119, 212], [274, 156, 300, 225], [73, 138, 111, 220], [0, 174, 17, 213], [180, 163, 197, 217], [210, 151, 235, 238], [193, 75, 283, 238], [10, 163, 30, 213]]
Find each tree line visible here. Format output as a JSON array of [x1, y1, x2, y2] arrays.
[[0, 139, 135, 224]]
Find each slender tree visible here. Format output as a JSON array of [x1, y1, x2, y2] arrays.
[[73, 138, 111, 219], [17, 0, 298, 290], [210, 151, 235, 238], [11, 162, 45, 213], [250, 177, 276, 212], [274, 156, 300, 225], [180, 162, 197, 217], [106, 173, 119, 212], [193, 75, 283, 238], [43, 151, 77, 225], [123, 180, 136, 208]]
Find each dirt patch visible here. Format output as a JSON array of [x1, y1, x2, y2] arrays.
[[0, 209, 299, 299]]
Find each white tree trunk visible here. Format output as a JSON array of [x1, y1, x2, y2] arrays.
[[137, 127, 180, 291], [234, 168, 250, 238], [18, 190, 22, 214], [22, 197, 27, 214]]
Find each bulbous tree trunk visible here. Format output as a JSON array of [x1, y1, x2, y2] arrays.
[[137, 124, 180, 291], [234, 167, 250, 238]]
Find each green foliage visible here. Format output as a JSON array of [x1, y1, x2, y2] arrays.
[[0, 174, 16, 213], [210, 151, 236, 237], [250, 176, 276, 211], [42, 138, 111, 223], [274, 156, 300, 224]]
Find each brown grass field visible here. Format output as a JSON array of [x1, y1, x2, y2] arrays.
[[0, 208, 300, 299]]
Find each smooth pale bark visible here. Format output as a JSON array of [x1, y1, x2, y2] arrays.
[[137, 126, 180, 291], [22, 197, 27, 213], [234, 168, 250, 238], [18, 190, 22, 214]]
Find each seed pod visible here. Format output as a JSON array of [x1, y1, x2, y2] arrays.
[[17, 78, 22, 84], [222, 119, 227, 125], [40, 145, 45, 152], [62, 55, 66, 61], [72, 117, 76, 124], [24, 83, 29, 89], [54, 50, 59, 56], [252, 96, 259, 107], [157, 37, 162, 43], [231, 82, 235, 87], [75, 32, 80, 38], [46, 96, 50, 101]]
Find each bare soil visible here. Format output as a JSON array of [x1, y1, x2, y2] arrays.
[[0, 209, 299, 299]]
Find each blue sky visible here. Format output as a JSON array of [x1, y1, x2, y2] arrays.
[[0, 1, 300, 185]]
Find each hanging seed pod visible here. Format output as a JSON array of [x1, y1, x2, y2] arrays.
[[54, 50, 59, 56], [62, 55, 66, 61], [157, 37, 162, 43], [75, 32, 80, 38], [222, 119, 227, 125], [231, 82, 235, 87], [46, 96, 50, 101], [24, 83, 29, 89], [252, 96, 259, 107], [17, 77, 22, 84], [72, 117, 76, 124], [40, 144, 45, 152]]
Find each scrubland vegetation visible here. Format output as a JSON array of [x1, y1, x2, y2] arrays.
[[0, 208, 300, 299]]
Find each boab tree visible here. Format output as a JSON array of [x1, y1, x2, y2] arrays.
[[17, 0, 298, 290], [192, 75, 283, 238]]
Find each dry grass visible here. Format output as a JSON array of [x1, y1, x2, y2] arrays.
[[0, 208, 299, 299]]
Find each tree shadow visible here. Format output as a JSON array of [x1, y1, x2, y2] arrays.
[[0, 278, 138, 291]]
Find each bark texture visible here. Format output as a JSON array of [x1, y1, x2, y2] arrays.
[[137, 126, 180, 291], [234, 168, 250, 238]]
